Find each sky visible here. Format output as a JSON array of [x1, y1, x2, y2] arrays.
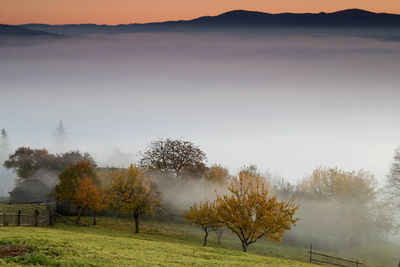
[[1, 0, 400, 25], [0, 30, 399, 183]]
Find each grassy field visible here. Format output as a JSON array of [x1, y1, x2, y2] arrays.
[[0, 207, 399, 266], [0, 220, 316, 266]]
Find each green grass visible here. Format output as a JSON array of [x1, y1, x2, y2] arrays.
[[62, 216, 400, 266], [0, 220, 315, 267], [0, 211, 399, 266]]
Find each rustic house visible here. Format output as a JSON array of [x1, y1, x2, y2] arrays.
[[9, 169, 59, 204]]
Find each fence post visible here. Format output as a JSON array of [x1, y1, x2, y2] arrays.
[[17, 210, 21, 226], [49, 209, 52, 226], [34, 209, 40, 227], [356, 259, 359, 267], [309, 244, 312, 263], [3, 212, 6, 226]]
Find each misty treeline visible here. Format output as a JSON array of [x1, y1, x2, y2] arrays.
[[2, 137, 400, 251], [0, 120, 70, 197], [0, 129, 15, 197], [3, 147, 94, 184]]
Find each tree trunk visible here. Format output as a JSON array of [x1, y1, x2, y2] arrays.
[[134, 214, 139, 233], [81, 206, 87, 216], [217, 231, 222, 245], [76, 206, 82, 221], [242, 242, 248, 252], [203, 229, 209, 246], [93, 213, 97, 225]]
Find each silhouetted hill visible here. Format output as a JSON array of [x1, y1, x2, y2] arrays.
[[20, 9, 400, 35], [188, 9, 400, 27], [0, 24, 56, 36]]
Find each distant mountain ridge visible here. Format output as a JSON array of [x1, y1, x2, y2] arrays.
[[14, 9, 400, 35], [0, 24, 56, 36]]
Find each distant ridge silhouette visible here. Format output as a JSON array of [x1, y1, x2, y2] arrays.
[[16, 9, 400, 35], [0, 24, 56, 36]]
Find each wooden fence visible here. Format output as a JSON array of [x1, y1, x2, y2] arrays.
[[0, 209, 51, 227], [309, 245, 363, 267]]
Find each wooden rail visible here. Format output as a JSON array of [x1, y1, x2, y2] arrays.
[[309, 245, 363, 267], [0, 209, 50, 227], [54, 213, 89, 227]]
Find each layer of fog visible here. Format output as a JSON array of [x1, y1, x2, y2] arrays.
[[0, 133, 16, 196], [1, 29, 400, 184]]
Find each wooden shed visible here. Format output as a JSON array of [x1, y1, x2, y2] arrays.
[[9, 169, 59, 204]]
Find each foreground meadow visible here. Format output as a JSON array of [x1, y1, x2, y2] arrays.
[[1, 216, 399, 266], [0, 220, 315, 267]]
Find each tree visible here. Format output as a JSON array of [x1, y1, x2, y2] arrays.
[[271, 177, 296, 200], [298, 167, 376, 202], [54, 119, 68, 147], [139, 139, 207, 179], [74, 176, 106, 225], [4, 147, 95, 182], [204, 164, 230, 186], [3, 147, 58, 181], [297, 166, 379, 245], [55, 119, 67, 138], [0, 128, 14, 197], [108, 165, 161, 233], [1, 128, 7, 138], [0, 129, 10, 155], [215, 172, 299, 252], [184, 200, 223, 246], [55, 161, 97, 220], [58, 151, 94, 168], [240, 164, 260, 176], [383, 147, 400, 230]]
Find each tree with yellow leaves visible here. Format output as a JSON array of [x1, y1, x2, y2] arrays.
[[298, 166, 376, 202], [216, 171, 299, 252], [74, 176, 106, 225], [183, 200, 223, 246], [298, 166, 379, 244], [108, 165, 161, 233], [204, 164, 230, 186]]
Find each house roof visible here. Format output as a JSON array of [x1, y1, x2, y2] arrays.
[[9, 169, 59, 204], [11, 169, 59, 194], [29, 169, 60, 188]]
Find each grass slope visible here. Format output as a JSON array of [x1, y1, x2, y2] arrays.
[[1, 211, 398, 266], [0, 224, 314, 267]]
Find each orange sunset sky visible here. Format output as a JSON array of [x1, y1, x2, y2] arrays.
[[1, 0, 400, 25]]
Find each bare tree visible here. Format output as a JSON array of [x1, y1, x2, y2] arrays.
[[0, 128, 10, 155], [383, 146, 400, 230], [387, 147, 400, 188], [139, 139, 207, 179]]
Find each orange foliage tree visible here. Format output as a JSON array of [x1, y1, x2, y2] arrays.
[[216, 171, 299, 252], [74, 176, 106, 225], [204, 164, 230, 186], [55, 160, 97, 220], [108, 165, 161, 233], [183, 200, 223, 246]]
